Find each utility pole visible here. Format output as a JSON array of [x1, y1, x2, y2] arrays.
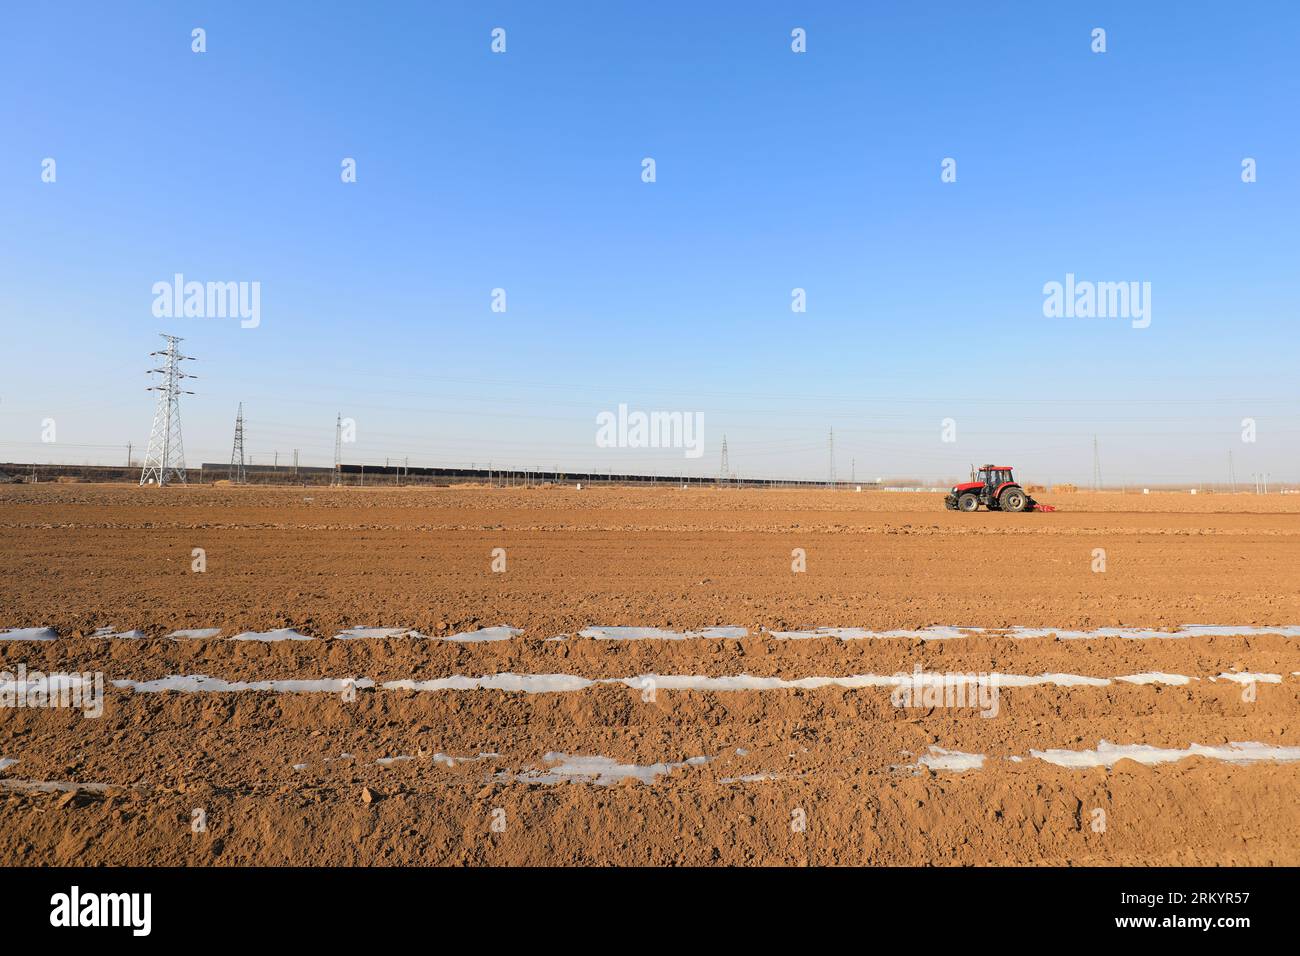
[[229, 403, 247, 483], [1091, 435, 1102, 492], [1228, 449, 1236, 493], [332, 414, 342, 487], [126, 442, 132, 468], [140, 334, 195, 486], [293, 449, 299, 480]]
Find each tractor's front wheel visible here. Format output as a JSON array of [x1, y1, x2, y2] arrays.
[[1000, 488, 1028, 513], [957, 493, 979, 512]]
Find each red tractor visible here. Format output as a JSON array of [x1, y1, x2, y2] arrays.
[[944, 465, 1055, 513]]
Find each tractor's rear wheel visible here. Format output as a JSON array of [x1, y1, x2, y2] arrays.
[[1000, 488, 1028, 513], [957, 493, 979, 512]]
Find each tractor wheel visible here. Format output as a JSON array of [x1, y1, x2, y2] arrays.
[[957, 493, 979, 512], [1000, 488, 1028, 513]]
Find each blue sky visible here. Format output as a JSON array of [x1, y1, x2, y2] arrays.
[[1, 1, 1297, 484]]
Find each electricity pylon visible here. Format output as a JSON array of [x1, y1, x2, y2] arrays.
[[229, 403, 247, 483], [719, 435, 729, 486], [140, 334, 195, 486]]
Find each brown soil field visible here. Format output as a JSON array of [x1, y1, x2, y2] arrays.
[[2, 483, 1298, 865]]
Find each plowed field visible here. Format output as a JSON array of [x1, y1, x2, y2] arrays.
[[2, 484, 1297, 865]]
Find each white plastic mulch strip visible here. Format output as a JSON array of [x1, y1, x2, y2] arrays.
[[231, 629, 313, 642], [501, 753, 712, 786], [458, 739, 1300, 784], [915, 747, 985, 772], [0, 628, 57, 641], [772, 624, 1300, 641], [334, 626, 522, 641], [0, 673, 99, 691], [636, 672, 1110, 690], [113, 676, 376, 693], [1010, 625, 1300, 640], [772, 626, 971, 641], [906, 741, 1300, 773], [91, 627, 147, 639], [1029, 740, 1300, 768], [440, 626, 522, 642], [106, 670, 1288, 696], [579, 626, 749, 640], [335, 627, 415, 640], [168, 628, 223, 640], [383, 674, 595, 693], [1114, 673, 1193, 686]]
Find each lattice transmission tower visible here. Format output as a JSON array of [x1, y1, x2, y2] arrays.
[[229, 403, 247, 483], [140, 334, 195, 486], [828, 428, 836, 488], [718, 435, 729, 486]]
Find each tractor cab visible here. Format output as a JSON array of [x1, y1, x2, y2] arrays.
[[951, 465, 1015, 496], [977, 466, 1014, 493]]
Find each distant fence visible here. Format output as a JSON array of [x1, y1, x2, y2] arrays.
[[328, 464, 862, 489], [2, 461, 872, 489]]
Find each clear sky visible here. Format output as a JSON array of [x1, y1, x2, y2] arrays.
[[2, 1, 1297, 485]]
